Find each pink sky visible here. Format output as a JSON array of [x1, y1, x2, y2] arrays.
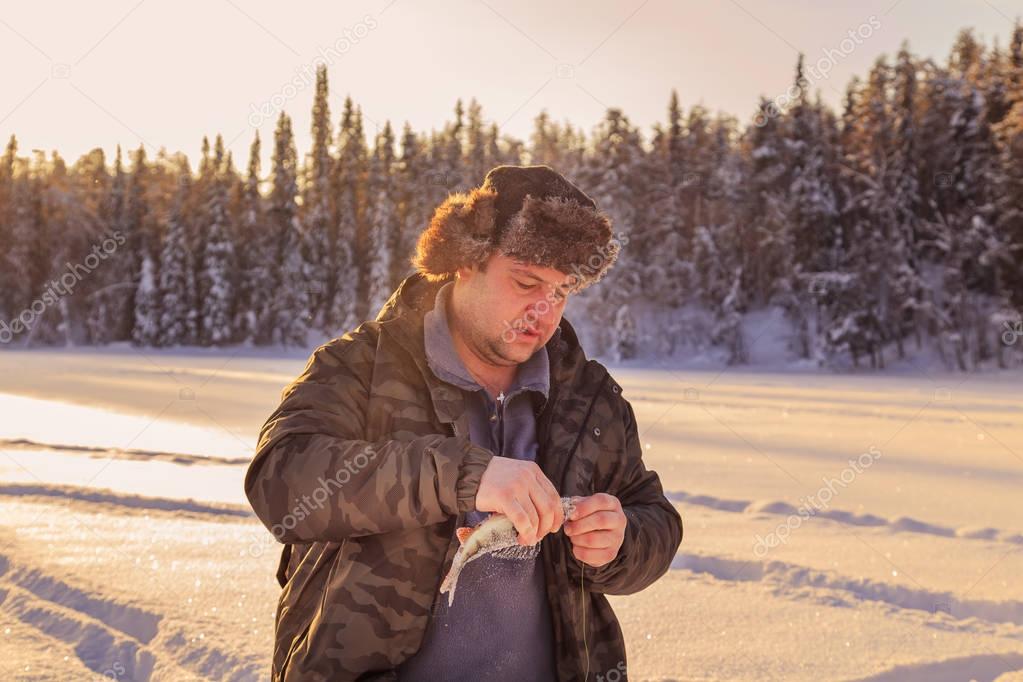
[[2, 0, 1018, 173]]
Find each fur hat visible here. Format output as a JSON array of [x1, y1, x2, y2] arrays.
[[411, 164, 619, 293]]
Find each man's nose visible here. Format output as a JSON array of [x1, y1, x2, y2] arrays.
[[526, 293, 562, 321]]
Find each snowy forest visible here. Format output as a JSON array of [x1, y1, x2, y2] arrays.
[[1, 26, 1022, 371]]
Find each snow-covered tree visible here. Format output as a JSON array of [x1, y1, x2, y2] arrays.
[[159, 159, 197, 346], [198, 136, 236, 346], [133, 251, 160, 345], [366, 122, 399, 317], [236, 133, 266, 345], [84, 146, 129, 344], [301, 65, 335, 333], [326, 97, 366, 334], [394, 124, 429, 285], [611, 303, 637, 362], [269, 113, 310, 347]]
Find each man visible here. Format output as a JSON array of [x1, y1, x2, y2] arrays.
[[245, 164, 683, 681]]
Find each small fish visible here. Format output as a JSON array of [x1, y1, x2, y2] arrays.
[[439, 496, 577, 607]]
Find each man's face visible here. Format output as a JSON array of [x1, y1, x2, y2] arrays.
[[450, 253, 575, 368]]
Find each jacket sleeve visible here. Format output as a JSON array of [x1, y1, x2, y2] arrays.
[[243, 326, 495, 544], [564, 397, 683, 595]]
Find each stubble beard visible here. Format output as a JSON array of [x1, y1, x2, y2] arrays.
[[474, 322, 524, 367]]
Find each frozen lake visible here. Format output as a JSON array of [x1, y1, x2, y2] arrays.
[[0, 346, 1021, 681]]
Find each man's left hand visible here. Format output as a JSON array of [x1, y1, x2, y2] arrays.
[[563, 493, 627, 568]]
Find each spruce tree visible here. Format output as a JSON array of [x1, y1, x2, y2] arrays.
[[159, 158, 196, 346], [198, 135, 236, 345], [366, 122, 399, 317], [329, 97, 365, 333], [302, 65, 335, 332], [269, 113, 310, 346]]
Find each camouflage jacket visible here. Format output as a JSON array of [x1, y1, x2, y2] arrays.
[[244, 272, 683, 681]]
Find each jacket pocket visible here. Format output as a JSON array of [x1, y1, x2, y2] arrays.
[[273, 541, 343, 677]]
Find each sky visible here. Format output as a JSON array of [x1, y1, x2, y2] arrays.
[[2, 0, 1021, 175]]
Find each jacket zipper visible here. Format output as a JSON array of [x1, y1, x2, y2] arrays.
[[493, 390, 506, 452]]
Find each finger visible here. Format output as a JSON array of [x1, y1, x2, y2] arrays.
[[530, 468, 562, 530], [506, 498, 536, 545], [528, 484, 554, 540], [565, 510, 624, 536], [567, 495, 584, 521], [568, 492, 605, 519], [515, 494, 540, 545], [552, 489, 566, 532], [571, 544, 613, 568], [543, 483, 563, 536], [565, 510, 609, 535], [570, 493, 614, 520], [549, 485, 567, 531], [566, 529, 619, 550]]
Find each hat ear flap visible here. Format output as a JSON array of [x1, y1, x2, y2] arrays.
[[412, 187, 498, 280]]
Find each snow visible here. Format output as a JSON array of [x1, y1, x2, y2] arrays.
[[0, 347, 1021, 680], [0, 437, 250, 515], [0, 393, 252, 460]]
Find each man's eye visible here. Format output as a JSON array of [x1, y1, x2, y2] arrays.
[[515, 280, 535, 291]]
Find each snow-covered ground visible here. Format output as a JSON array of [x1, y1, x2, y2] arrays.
[[0, 345, 1021, 681]]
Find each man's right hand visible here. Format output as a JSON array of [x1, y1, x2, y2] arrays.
[[474, 456, 565, 546]]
